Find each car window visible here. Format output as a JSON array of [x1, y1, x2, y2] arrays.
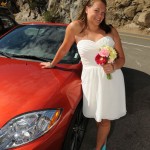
[[0, 7, 14, 19], [0, 8, 10, 14], [0, 25, 80, 64], [0, 15, 15, 29]]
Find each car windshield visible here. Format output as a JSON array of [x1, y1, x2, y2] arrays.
[[0, 24, 80, 64]]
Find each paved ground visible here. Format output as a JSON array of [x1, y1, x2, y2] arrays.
[[80, 67, 150, 150], [119, 33, 150, 75]]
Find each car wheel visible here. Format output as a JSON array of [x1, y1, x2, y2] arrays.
[[63, 101, 89, 150]]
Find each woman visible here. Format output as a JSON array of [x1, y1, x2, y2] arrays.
[[40, 0, 126, 150]]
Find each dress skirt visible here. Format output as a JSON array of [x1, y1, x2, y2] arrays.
[[81, 66, 126, 122]]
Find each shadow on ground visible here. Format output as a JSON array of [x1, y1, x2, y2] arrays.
[[80, 67, 150, 150]]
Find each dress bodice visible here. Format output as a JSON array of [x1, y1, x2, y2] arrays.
[[77, 36, 115, 67]]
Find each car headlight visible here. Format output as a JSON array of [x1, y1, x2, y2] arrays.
[[0, 109, 62, 149]]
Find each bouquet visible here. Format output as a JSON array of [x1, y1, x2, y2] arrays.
[[95, 45, 117, 80]]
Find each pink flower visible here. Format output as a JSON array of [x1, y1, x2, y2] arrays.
[[99, 48, 110, 57]]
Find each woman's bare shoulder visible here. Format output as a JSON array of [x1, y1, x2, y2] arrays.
[[68, 20, 84, 35], [111, 26, 120, 38]]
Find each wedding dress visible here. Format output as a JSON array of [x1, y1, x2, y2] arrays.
[[77, 36, 126, 122]]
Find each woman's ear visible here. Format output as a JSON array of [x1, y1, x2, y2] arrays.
[[85, 6, 89, 14]]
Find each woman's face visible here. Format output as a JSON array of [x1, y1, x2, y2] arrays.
[[86, 1, 106, 26]]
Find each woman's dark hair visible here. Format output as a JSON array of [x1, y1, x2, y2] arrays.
[[77, 0, 112, 33]]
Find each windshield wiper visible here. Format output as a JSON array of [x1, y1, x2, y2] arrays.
[[11, 54, 50, 62], [0, 51, 13, 58]]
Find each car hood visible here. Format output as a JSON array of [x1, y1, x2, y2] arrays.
[[0, 57, 81, 127]]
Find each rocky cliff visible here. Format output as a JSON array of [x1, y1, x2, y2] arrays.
[[2, 0, 150, 34], [107, 0, 150, 33]]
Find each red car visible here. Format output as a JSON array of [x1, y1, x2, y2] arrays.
[[0, 22, 88, 150]]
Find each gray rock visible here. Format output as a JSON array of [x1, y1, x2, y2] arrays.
[[124, 6, 137, 19], [138, 11, 150, 27], [115, 0, 131, 7], [10, 0, 150, 33]]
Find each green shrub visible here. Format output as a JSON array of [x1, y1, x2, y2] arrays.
[[29, 2, 37, 10], [43, 11, 52, 21], [43, 10, 60, 22]]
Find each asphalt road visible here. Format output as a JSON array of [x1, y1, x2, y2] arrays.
[[120, 32, 150, 75], [80, 32, 150, 150]]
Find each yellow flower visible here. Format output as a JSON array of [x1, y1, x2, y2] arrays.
[[100, 46, 117, 63]]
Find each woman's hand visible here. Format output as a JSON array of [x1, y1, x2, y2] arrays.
[[40, 62, 54, 69], [103, 63, 114, 74]]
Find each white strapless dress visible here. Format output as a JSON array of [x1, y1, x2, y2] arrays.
[[77, 36, 126, 122]]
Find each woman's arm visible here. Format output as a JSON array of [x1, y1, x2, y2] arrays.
[[40, 22, 77, 68], [112, 27, 125, 70]]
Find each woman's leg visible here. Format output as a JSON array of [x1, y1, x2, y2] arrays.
[[96, 119, 111, 150]]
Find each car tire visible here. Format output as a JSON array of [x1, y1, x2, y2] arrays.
[[62, 101, 89, 150]]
